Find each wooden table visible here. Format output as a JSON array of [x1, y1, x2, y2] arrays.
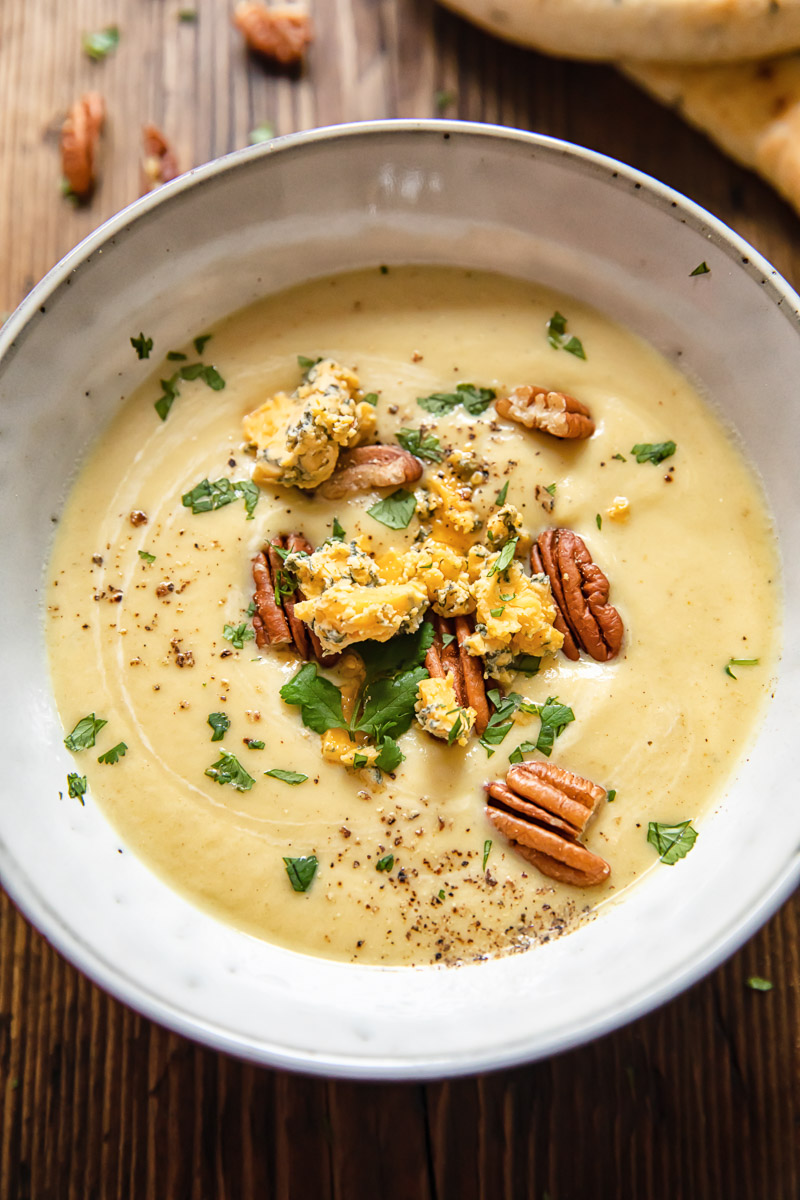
[[2, 2, 798, 1196]]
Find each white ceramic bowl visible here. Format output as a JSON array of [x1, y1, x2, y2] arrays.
[[1, 121, 798, 1079]]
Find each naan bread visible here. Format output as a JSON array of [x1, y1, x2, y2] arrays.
[[623, 56, 800, 213], [438, 0, 800, 63]]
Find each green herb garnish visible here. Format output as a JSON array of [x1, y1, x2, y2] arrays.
[[280, 663, 348, 735], [352, 753, 369, 769], [482, 839, 492, 871], [205, 750, 255, 791], [266, 768, 308, 785], [487, 536, 518, 577], [434, 89, 457, 111], [612, 453, 626, 462], [194, 333, 212, 355], [631, 441, 676, 465], [83, 25, 120, 60], [207, 712, 230, 742], [138, 549, 156, 563], [367, 489, 417, 530], [376, 853, 394, 872], [512, 655, 541, 675], [130, 332, 153, 359], [97, 742, 127, 764], [495, 481, 509, 505], [647, 820, 698, 865], [246, 739, 265, 750], [357, 667, 428, 743], [396, 427, 442, 462], [507, 696, 575, 761], [546, 311, 586, 358], [283, 855, 318, 892], [223, 622, 255, 650], [297, 354, 322, 372], [67, 773, 87, 805], [167, 350, 187, 361], [479, 691, 537, 755], [442, 632, 455, 647], [64, 713, 107, 752], [178, 8, 198, 21], [375, 736, 404, 773], [182, 477, 259, 520], [724, 657, 760, 679], [447, 713, 464, 745], [746, 976, 773, 991], [690, 261, 710, 276], [607, 788, 617, 802], [595, 513, 602, 530], [417, 382, 496, 416], [362, 392, 379, 406], [563, 336, 586, 359], [155, 374, 181, 421]]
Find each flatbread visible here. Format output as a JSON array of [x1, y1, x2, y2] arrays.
[[623, 55, 800, 213], [437, 0, 800, 63]]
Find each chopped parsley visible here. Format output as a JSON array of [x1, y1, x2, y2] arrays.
[[83, 25, 120, 60], [631, 441, 676, 465], [182, 476, 259, 519], [352, 753, 369, 769], [167, 350, 187, 361], [207, 712, 230, 742], [495, 481, 509, 505], [396, 427, 442, 462], [480, 691, 538, 755], [508, 696, 575, 760], [487, 536, 518, 577], [417, 382, 496, 416], [249, 121, 275, 145], [612, 453, 626, 462], [511, 654, 541, 675], [375, 736, 403, 773], [155, 360, 225, 419], [544, 482, 557, 496], [283, 855, 318, 892], [746, 976, 773, 992], [595, 513, 602, 530], [646, 819, 698, 865], [356, 666, 428, 743], [97, 742, 127, 764], [280, 663, 348, 735], [546, 311, 586, 358], [376, 853, 394, 872], [194, 333, 212, 355], [607, 788, 617, 802], [67, 773, 87, 805], [64, 713, 107, 752], [482, 839, 492, 871], [447, 713, 465, 745], [245, 739, 265, 750], [130, 332, 153, 359], [367, 488, 417, 530], [223, 622, 255, 650], [265, 768, 308, 785], [155, 374, 181, 420], [362, 392, 379, 406], [724, 656, 760, 679], [690, 261, 710, 276], [205, 750, 255, 791], [297, 354, 322, 372], [441, 632, 456, 647], [138, 549, 156, 563], [331, 516, 346, 541]]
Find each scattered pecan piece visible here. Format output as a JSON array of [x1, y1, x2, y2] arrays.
[[495, 386, 594, 440], [233, 1, 313, 64], [252, 534, 339, 665], [61, 92, 105, 199], [317, 445, 423, 499], [425, 614, 490, 735], [533, 528, 623, 662], [485, 761, 610, 887], [141, 124, 179, 193]]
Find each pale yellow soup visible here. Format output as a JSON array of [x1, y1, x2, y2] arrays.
[[46, 267, 780, 966]]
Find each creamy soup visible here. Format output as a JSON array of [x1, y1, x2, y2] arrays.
[[46, 267, 780, 966]]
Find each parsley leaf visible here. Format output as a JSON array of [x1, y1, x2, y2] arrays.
[[182, 477, 260, 520], [724, 656, 760, 679], [249, 121, 275, 145], [356, 666, 428, 743], [447, 713, 464, 745], [207, 712, 230, 742], [64, 713, 107, 752], [138, 549, 156, 563], [194, 333, 212, 355], [563, 336, 586, 360], [376, 853, 394, 872], [284, 855, 318, 891], [546, 311, 586, 358], [67, 773, 87, 805], [331, 516, 346, 541], [507, 695, 575, 761], [223, 622, 254, 649], [375, 736, 404, 773], [511, 655, 541, 676], [280, 663, 348, 735], [607, 788, 617, 802], [396, 427, 442, 462], [362, 392, 379, 406], [647, 819, 698, 865], [357, 621, 434, 683], [690, 261, 710, 276], [367, 489, 417, 530], [487, 536, 518, 577], [205, 750, 255, 791], [495, 481, 509, 505], [631, 441, 676, 465], [131, 332, 153, 359], [297, 354, 322, 372], [612, 452, 626, 462], [417, 382, 496, 416], [266, 768, 308, 785], [479, 691, 534, 754], [97, 742, 127, 765], [442, 632, 455, 647], [353, 753, 369, 769], [596, 513, 602, 530], [83, 25, 120, 60], [482, 839, 492, 871], [245, 739, 265, 750], [155, 374, 181, 420], [747, 976, 773, 992], [167, 350, 187, 361]]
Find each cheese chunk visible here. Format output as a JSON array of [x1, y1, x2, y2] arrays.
[[415, 676, 476, 746], [294, 580, 429, 653], [465, 555, 564, 683]]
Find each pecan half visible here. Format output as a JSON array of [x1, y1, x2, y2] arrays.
[[141, 124, 179, 193], [61, 92, 105, 199], [233, 1, 313, 64], [485, 762, 610, 887], [425, 614, 490, 735], [533, 528, 623, 662], [252, 534, 339, 665], [317, 445, 423, 499], [495, 386, 594, 440]]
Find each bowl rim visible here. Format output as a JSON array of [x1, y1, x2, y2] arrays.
[[2, 118, 798, 1080]]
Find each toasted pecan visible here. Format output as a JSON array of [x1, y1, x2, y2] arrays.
[[233, 1, 313, 64], [534, 528, 623, 662], [252, 534, 340, 665], [141, 124, 179, 193], [485, 761, 610, 887], [61, 92, 105, 199], [424, 614, 491, 735], [317, 445, 423, 499], [252, 549, 292, 648], [495, 386, 594, 440]]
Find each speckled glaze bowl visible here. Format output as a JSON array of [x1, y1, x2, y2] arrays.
[[0, 121, 798, 1079]]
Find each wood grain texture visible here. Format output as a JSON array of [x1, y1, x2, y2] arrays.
[[2, 1, 800, 1197]]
